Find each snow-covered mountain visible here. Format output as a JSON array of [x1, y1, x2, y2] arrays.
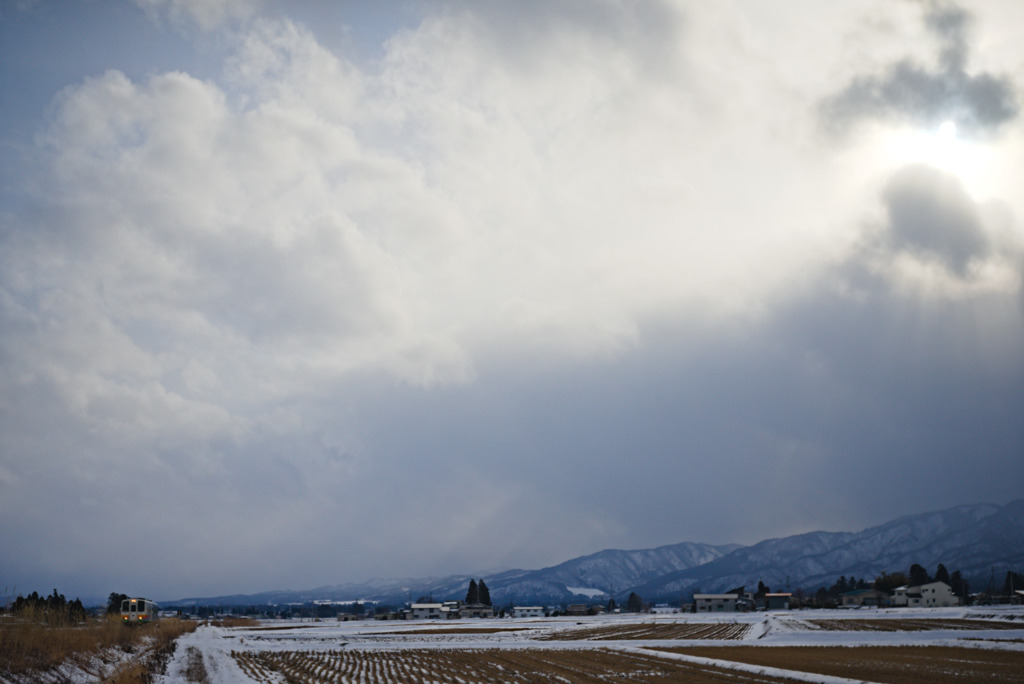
[[163, 500, 1023, 607], [477, 540, 741, 603], [634, 500, 1024, 599]]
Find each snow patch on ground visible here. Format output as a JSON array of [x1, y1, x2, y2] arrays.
[[148, 607, 1024, 683]]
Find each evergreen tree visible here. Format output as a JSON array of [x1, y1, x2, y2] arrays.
[[107, 592, 128, 615], [46, 589, 67, 613], [873, 571, 908, 593], [756, 581, 770, 598], [909, 563, 930, 586], [607, 597, 617, 612], [12, 591, 41, 614], [478, 579, 491, 606], [465, 579, 479, 605], [627, 592, 643, 613], [828, 576, 848, 596], [1003, 571, 1024, 597], [935, 563, 950, 584], [69, 598, 86, 623], [950, 570, 970, 599]]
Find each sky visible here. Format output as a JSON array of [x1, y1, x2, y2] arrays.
[[1, 0, 1022, 605]]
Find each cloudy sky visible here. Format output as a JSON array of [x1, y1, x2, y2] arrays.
[[2, 0, 1022, 604]]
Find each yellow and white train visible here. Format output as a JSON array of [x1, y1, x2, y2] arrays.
[[120, 597, 159, 623]]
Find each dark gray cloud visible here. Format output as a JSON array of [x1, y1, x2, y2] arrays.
[[925, 1, 969, 72], [820, 1, 1018, 137], [881, 164, 989, 275]]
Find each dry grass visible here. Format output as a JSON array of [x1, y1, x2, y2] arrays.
[[659, 645, 1024, 684], [540, 621, 750, 641], [232, 647, 799, 683], [182, 645, 211, 683], [0, 614, 196, 682]]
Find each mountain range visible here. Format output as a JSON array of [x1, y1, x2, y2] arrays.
[[164, 499, 1024, 607]]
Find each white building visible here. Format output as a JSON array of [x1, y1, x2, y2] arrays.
[[918, 581, 959, 607], [890, 581, 958, 608], [512, 606, 544, 618], [694, 594, 739, 612], [409, 603, 448, 619], [890, 586, 920, 607]]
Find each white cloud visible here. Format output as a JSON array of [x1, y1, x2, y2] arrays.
[[2, 1, 1023, 599]]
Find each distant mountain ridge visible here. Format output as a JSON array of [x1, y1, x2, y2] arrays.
[[163, 500, 1024, 607], [634, 500, 1024, 599]]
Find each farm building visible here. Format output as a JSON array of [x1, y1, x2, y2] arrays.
[[694, 594, 740, 612], [890, 586, 921, 607], [918, 581, 959, 607], [841, 589, 889, 607], [512, 606, 544, 618], [461, 603, 494, 618], [409, 603, 448, 619], [765, 593, 792, 610], [890, 581, 958, 608]]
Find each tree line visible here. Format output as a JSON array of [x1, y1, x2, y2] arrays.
[[8, 589, 87, 624], [809, 562, 971, 606]]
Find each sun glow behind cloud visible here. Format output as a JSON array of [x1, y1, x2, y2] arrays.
[[882, 120, 993, 193]]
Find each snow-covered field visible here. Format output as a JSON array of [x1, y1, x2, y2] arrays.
[[153, 606, 1024, 683]]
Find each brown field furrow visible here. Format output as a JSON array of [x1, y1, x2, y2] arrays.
[[659, 645, 1024, 684], [232, 647, 807, 683], [234, 643, 1024, 684], [808, 618, 1024, 632], [540, 621, 749, 641]]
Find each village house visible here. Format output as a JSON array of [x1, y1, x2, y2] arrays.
[[693, 594, 739, 612], [511, 606, 544, 618], [460, 603, 494, 618], [918, 581, 959, 607], [841, 588, 889, 607], [408, 603, 448, 619], [890, 585, 921, 607], [890, 581, 958, 608]]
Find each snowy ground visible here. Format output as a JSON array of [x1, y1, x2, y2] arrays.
[[155, 606, 1024, 683]]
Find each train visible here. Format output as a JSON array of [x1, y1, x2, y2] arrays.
[[120, 597, 159, 623]]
